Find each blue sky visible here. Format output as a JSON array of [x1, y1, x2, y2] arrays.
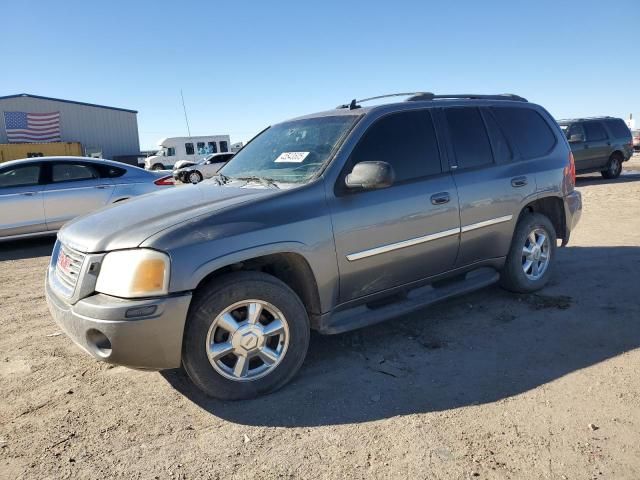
[[2, 0, 637, 149]]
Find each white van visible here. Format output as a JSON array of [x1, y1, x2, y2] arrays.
[[144, 135, 232, 170]]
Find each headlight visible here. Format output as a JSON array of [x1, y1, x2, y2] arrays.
[[95, 249, 170, 298]]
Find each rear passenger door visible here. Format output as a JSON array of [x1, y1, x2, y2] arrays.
[[329, 109, 461, 303], [582, 121, 611, 170], [43, 161, 115, 230], [441, 106, 538, 266]]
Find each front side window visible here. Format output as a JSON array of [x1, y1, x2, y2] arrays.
[[0, 164, 41, 188], [221, 115, 358, 183], [445, 107, 494, 169], [220, 141, 229, 153], [567, 123, 585, 140], [167, 147, 175, 156], [185, 143, 195, 155], [492, 107, 556, 159], [208, 141, 218, 153], [349, 110, 441, 182], [52, 163, 99, 183], [583, 121, 608, 142]]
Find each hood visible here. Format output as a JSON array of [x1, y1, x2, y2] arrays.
[[58, 183, 278, 253], [174, 160, 196, 170]]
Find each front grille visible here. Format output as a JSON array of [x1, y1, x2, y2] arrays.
[[55, 244, 86, 292]]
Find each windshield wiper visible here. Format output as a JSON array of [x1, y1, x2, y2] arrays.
[[234, 176, 280, 189], [212, 173, 231, 185]]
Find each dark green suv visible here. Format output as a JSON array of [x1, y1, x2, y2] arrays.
[[558, 117, 633, 179]]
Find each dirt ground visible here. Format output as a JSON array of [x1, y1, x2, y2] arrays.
[[1, 157, 639, 480]]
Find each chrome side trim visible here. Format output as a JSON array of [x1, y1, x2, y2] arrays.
[[461, 215, 513, 233], [346, 227, 460, 262]]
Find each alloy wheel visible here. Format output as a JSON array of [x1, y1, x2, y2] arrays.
[[522, 227, 551, 281], [205, 300, 289, 381]]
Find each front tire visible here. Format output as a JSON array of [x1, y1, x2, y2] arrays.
[[151, 163, 164, 171], [601, 153, 622, 179], [500, 213, 557, 293], [182, 271, 310, 400], [188, 170, 203, 184]]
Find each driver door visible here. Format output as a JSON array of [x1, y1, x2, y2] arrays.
[[328, 109, 460, 303]]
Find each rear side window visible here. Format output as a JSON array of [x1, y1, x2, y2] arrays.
[[185, 143, 195, 155], [491, 107, 556, 159], [349, 109, 441, 182], [481, 109, 513, 164], [606, 119, 631, 139], [97, 165, 126, 178], [208, 141, 218, 153], [220, 141, 229, 153], [52, 163, 99, 183], [0, 164, 41, 188], [583, 122, 608, 141], [445, 107, 494, 169]]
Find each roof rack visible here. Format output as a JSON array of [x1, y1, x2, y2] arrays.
[[337, 92, 527, 110], [557, 116, 615, 123]]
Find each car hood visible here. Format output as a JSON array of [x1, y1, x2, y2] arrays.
[[58, 183, 278, 253]]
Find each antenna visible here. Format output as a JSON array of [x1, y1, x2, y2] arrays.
[[180, 89, 192, 137]]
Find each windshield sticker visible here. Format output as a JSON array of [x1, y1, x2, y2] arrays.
[[275, 151, 309, 163]]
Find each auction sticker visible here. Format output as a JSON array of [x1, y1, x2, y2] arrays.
[[275, 151, 309, 163]]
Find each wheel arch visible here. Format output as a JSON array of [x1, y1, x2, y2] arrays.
[[518, 196, 566, 243], [191, 249, 323, 320]]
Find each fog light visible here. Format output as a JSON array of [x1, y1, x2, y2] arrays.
[[86, 329, 112, 357]]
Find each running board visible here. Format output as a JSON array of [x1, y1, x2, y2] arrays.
[[317, 267, 500, 334]]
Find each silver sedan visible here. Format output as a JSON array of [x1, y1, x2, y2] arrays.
[[0, 156, 175, 241]]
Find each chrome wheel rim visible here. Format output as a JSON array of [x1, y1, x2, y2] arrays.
[[189, 172, 201, 183], [205, 300, 289, 382], [522, 227, 550, 281]]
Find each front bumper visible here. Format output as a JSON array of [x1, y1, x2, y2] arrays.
[[562, 189, 582, 245], [46, 280, 192, 370]]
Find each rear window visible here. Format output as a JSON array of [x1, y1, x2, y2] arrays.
[[491, 107, 556, 160], [606, 119, 631, 139]]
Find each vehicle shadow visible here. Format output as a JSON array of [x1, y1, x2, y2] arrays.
[[0, 236, 55, 261], [576, 169, 640, 185], [162, 245, 640, 426]]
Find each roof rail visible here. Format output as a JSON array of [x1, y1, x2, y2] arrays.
[[337, 92, 527, 110], [557, 116, 615, 122], [407, 93, 528, 102]]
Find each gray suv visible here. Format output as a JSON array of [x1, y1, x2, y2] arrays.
[[46, 93, 582, 399], [558, 116, 633, 179]]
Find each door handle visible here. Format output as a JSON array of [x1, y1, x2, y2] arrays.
[[21, 192, 36, 196], [511, 176, 528, 188], [95, 185, 108, 189], [430, 192, 450, 205]]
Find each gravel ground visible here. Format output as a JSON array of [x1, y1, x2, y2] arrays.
[[1, 157, 639, 479]]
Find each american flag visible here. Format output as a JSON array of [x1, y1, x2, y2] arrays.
[[3, 111, 61, 143]]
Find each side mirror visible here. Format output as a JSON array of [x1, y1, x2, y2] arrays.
[[345, 161, 395, 190], [569, 133, 585, 143]]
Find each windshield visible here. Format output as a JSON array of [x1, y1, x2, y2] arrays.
[[220, 115, 358, 183]]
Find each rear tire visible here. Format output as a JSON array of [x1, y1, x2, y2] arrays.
[[182, 271, 310, 400], [500, 213, 557, 293], [151, 163, 164, 171], [601, 153, 622, 179]]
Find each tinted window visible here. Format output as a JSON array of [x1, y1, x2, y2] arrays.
[[220, 141, 229, 153], [197, 142, 206, 154], [185, 143, 195, 155], [481, 109, 513, 164], [492, 107, 556, 159], [208, 141, 218, 153], [97, 165, 126, 178], [445, 107, 493, 169], [583, 122, 608, 142], [0, 164, 40, 188], [52, 163, 99, 183], [606, 119, 631, 139], [167, 147, 175, 156], [567, 123, 585, 140], [349, 110, 441, 182]]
